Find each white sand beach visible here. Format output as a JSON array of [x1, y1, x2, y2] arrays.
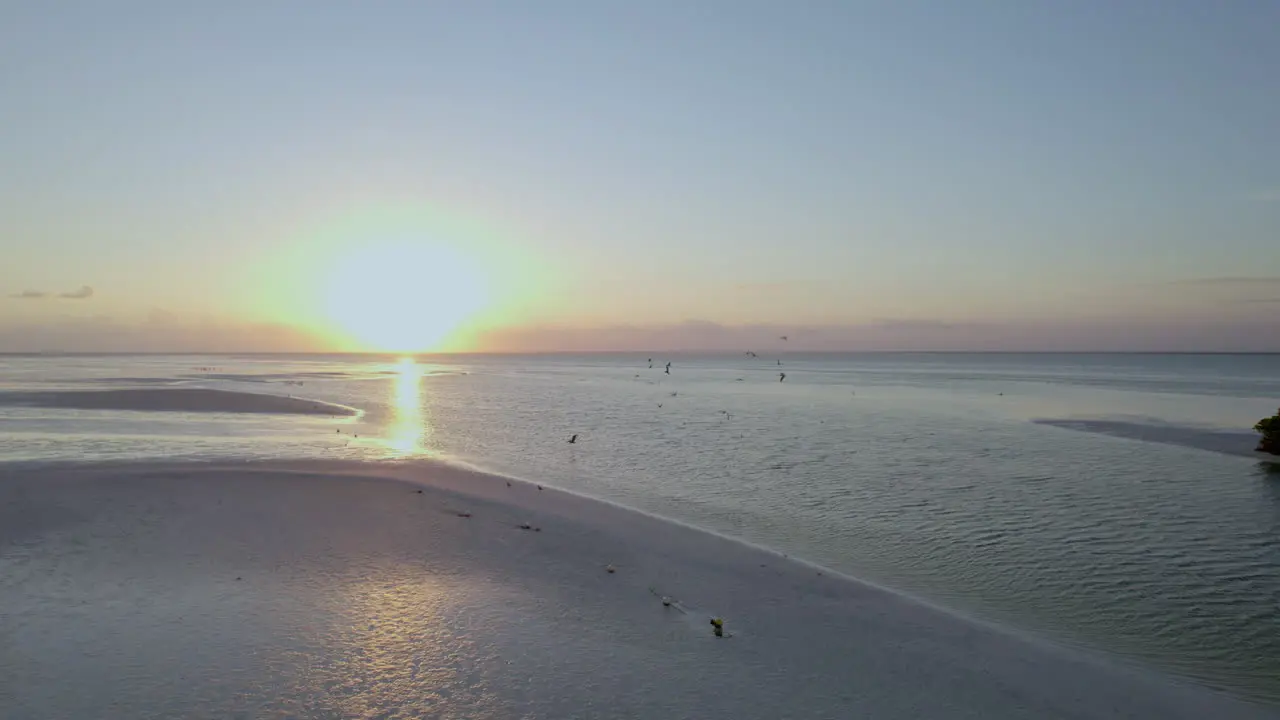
[[0, 458, 1272, 720], [0, 388, 358, 416]]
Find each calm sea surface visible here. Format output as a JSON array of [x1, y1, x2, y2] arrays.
[[2, 352, 1278, 703]]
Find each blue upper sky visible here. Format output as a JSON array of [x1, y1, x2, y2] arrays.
[[2, 1, 1277, 351]]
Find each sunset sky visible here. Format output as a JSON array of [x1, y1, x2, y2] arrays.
[[2, 1, 1278, 352]]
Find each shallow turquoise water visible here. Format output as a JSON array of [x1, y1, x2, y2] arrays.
[[1, 352, 1278, 702]]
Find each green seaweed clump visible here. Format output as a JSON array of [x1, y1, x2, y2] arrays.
[[1255, 408, 1280, 455]]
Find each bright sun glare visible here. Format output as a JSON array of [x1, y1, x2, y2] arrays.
[[388, 357, 428, 455], [322, 242, 487, 352]]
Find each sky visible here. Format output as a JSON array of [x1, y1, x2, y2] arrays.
[[2, 1, 1278, 352]]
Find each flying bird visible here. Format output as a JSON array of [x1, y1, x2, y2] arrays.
[[779, 335, 788, 341], [779, 372, 786, 382], [568, 434, 578, 444]]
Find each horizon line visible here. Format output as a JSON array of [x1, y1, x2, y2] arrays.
[[3, 350, 1278, 357]]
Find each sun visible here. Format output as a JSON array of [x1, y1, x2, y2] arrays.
[[320, 242, 488, 352]]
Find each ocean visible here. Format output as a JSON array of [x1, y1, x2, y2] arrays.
[[1, 351, 1278, 704]]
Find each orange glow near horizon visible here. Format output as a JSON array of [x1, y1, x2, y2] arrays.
[[320, 242, 489, 353]]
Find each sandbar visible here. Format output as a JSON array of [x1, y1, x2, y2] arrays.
[[1034, 418, 1266, 459]]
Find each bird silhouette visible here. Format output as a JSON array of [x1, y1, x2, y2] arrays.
[[779, 372, 786, 382], [568, 434, 578, 444]]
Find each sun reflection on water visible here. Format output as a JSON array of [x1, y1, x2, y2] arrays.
[[387, 357, 431, 455]]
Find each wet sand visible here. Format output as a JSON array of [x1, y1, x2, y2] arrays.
[[0, 459, 1273, 719]]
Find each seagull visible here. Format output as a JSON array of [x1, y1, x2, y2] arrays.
[[665, 362, 671, 374], [779, 335, 788, 341], [779, 372, 786, 382], [568, 434, 578, 444]]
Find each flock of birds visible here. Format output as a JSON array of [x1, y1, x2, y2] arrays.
[[316, 338, 823, 638], [575, 337, 792, 445], [549, 342, 819, 636]]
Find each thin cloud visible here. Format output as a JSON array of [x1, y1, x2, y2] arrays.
[[7, 285, 95, 300], [1168, 276, 1280, 305], [1169, 276, 1280, 287], [58, 286, 94, 300], [872, 318, 961, 331], [731, 280, 816, 292]]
